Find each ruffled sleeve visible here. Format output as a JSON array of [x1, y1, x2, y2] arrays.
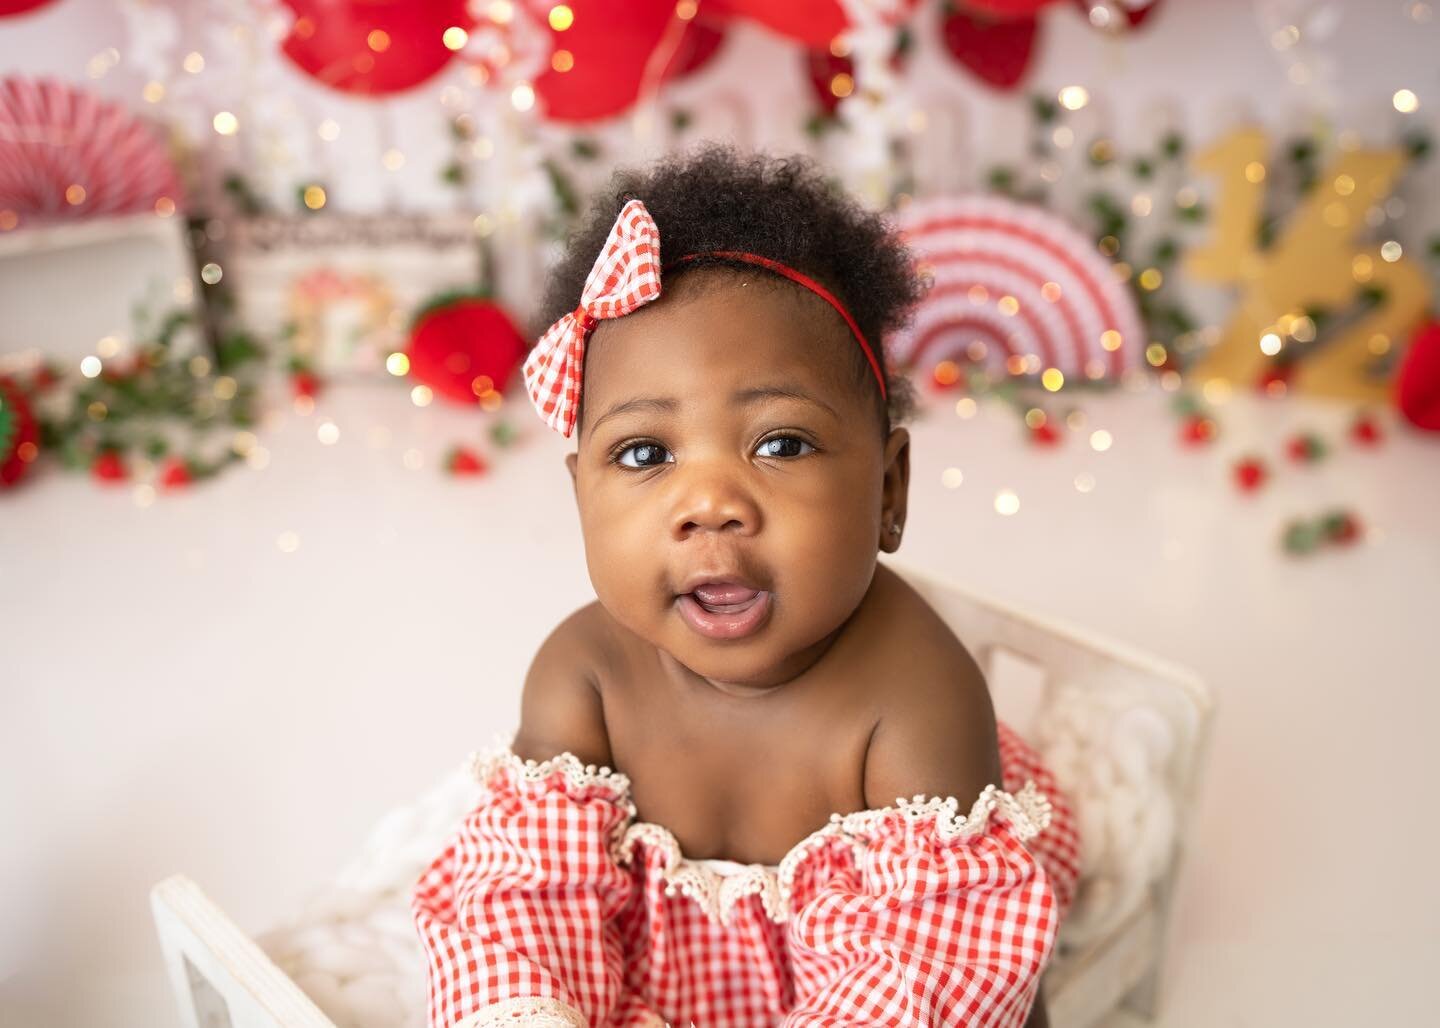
[[782, 783, 1060, 1028], [411, 749, 651, 1028]]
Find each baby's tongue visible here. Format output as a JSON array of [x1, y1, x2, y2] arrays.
[[692, 583, 759, 606]]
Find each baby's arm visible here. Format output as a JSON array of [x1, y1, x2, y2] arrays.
[[512, 607, 614, 769]]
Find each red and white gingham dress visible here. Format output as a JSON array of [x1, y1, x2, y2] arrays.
[[412, 721, 1080, 1028]]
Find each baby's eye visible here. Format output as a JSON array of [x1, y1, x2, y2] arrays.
[[755, 436, 814, 459], [615, 442, 674, 468]]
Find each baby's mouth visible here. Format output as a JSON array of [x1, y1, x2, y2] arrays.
[[675, 580, 772, 640], [690, 582, 761, 611]]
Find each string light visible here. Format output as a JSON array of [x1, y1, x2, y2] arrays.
[[411, 385, 433, 407], [65, 184, 87, 205], [548, 4, 575, 31], [1099, 330, 1122, 352], [510, 83, 535, 111], [443, 26, 468, 50], [154, 196, 175, 216], [1380, 240, 1403, 262], [677, 1, 699, 20], [200, 263, 223, 284], [830, 73, 854, 99], [382, 148, 405, 170], [143, 80, 165, 103], [386, 352, 410, 376], [317, 421, 339, 445], [1260, 332, 1282, 355], [367, 29, 391, 52], [1089, 429, 1113, 452], [318, 119, 340, 141], [954, 397, 977, 419], [1333, 173, 1355, 196], [1057, 85, 1089, 111], [1074, 473, 1095, 493], [1393, 89, 1419, 113], [302, 185, 326, 210], [941, 468, 963, 489], [1041, 282, 1062, 302], [276, 531, 300, 553], [1042, 368, 1064, 391], [551, 49, 574, 72], [183, 51, 205, 73], [1244, 161, 1266, 183], [80, 356, 102, 378], [994, 490, 1020, 516], [213, 111, 239, 135]]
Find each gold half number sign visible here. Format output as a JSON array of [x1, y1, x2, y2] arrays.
[[1184, 128, 1430, 404]]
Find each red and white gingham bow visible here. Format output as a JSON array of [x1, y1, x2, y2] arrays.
[[524, 199, 662, 438]]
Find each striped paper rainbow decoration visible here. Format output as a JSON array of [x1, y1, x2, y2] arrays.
[[891, 194, 1144, 383]]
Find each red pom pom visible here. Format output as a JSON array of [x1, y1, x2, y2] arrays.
[[407, 298, 526, 406], [91, 450, 127, 483], [1233, 456, 1267, 492]]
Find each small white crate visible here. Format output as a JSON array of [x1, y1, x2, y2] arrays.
[[153, 560, 1214, 1028]]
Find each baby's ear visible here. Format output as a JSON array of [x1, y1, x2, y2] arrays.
[[564, 451, 579, 493]]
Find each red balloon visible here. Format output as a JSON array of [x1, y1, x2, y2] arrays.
[[532, 0, 726, 123], [0, 0, 57, 16], [1071, 0, 1164, 29], [1396, 320, 1440, 432], [407, 299, 527, 406], [279, 0, 472, 97], [941, 7, 1039, 89], [959, 0, 1057, 17], [701, 0, 848, 48]]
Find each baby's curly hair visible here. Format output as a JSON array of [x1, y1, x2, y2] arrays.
[[539, 145, 922, 432]]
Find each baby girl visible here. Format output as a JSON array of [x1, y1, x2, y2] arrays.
[[412, 147, 1080, 1027]]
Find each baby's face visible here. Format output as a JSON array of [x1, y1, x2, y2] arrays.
[[565, 271, 909, 689]]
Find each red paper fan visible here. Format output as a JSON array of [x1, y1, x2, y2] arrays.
[[0, 76, 183, 224]]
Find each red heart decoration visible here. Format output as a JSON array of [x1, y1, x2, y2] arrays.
[[1396, 320, 1440, 432], [941, 8, 1038, 90], [407, 299, 527, 406]]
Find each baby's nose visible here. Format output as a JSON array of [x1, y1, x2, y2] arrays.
[[669, 462, 761, 538]]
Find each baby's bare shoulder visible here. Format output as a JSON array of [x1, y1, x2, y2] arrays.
[[859, 566, 1003, 809], [511, 601, 616, 769]]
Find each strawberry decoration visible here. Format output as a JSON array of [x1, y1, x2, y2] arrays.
[[91, 450, 127, 483], [1350, 412, 1382, 446], [158, 456, 193, 490], [1321, 509, 1362, 545], [0, 376, 39, 489], [1286, 432, 1326, 464], [445, 445, 488, 477], [1233, 456, 1267, 492], [291, 369, 322, 399], [1029, 421, 1060, 447], [1179, 413, 1217, 446]]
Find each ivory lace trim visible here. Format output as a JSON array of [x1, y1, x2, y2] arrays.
[[456, 996, 587, 1027], [471, 742, 1054, 927]]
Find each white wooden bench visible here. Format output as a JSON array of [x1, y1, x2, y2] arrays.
[[152, 560, 1214, 1028]]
